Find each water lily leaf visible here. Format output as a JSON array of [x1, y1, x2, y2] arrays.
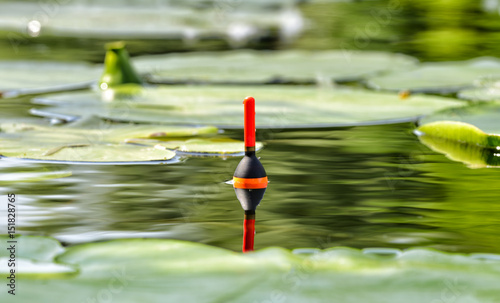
[[3, 237, 500, 302], [417, 121, 500, 148], [458, 87, 500, 101], [0, 1, 301, 46], [31, 86, 462, 128], [419, 101, 500, 134], [366, 57, 500, 93], [0, 235, 64, 262], [142, 138, 264, 155], [0, 61, 100, 98], [0, 122, 221, 162], [417, 128, 500, 168], [416, 118, 500, 167], [134, 50, 418, 84], [0, 236, 75, 278], [0, 121, 257, 161], [457, 76, 500, 101]]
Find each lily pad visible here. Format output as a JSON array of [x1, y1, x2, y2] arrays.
[[417, 121, 500, 149], [416, 107, 500, 167], [419, 101, 500, 134], [0, 1, 301, 45], [134, 138, 264, 156], [2, 237, 500, 302], [0, 235, 64, 262], [416, 126, 500, 168], [457, 76, 500, 101], [31, 86, 462, 128], [0, 61, 100, 98], [134, 50, 418, 84], [366, 57, 500, 93], [0, 236, 75, 278], [0, 121, 219, 162]]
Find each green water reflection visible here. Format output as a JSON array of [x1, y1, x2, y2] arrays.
[[1, 0, 500, 255], [2, 0, 500, 62], [2, 122, 500, 253]]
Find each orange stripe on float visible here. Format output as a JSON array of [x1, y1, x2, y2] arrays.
[[233, 177, 268, 189]]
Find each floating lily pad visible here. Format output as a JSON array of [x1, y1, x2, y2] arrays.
[[31, 86, 462, 128], [457, 76, 500, 101], [366, 57, 500, 93], [0, 1, 301, 45], [0, 61, 100, 98], [458, 87, 500, 101], [0, 235, 64, 262], [2, 237, 500, 302], [134, 138, 264, 156], [134, 50, 418, 84], [417, 121, 500, 149], [0, 121, 258, 161], [419, 101, 500, 134], [416, 126, 500, 168], [0, 236, 75, 278], [416, 106, 500, 167], [0, 122, 219, 162]]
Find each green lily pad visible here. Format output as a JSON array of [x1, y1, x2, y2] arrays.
[[0, 61, 100, 98], [416, 106, 500, 167], [419, 101, 500, 135], [31, 86, 462, 128], [0, 121, 258, 161], [458, 87, 500, 101], [135, 138, 264, 155], [2, 237, 500, 302], [457, 76, 500, 101], [417, 121, 500, 149], [416, 126, 500, 168], [0, 1, 301, 45], [0, 236, 75, 278], [134, 50, 418, 84], [366, 57, 500, 93], [0, 235, 64, 262], [0, 122, 219, 162]]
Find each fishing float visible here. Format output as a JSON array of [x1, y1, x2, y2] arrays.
[[233, 96, 268, 253]]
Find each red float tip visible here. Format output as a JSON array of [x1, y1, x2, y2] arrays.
[[242, 218, 255, 252], [243, 96, 255, 104], [243, 96, 256, 149]]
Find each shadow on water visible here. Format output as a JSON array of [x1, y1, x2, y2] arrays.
[[2, 122, 500, 253]]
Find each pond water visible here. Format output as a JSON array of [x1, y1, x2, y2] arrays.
[[2, 95, 499, 254], [1, 0, 500, 256]]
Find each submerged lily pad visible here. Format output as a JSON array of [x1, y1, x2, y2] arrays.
[[135, 50, 418, 84], [0, 61, 100, 98], [366, 57, 500, 93], [0, 122, 219, 162], [31, 86, 462, 128], [2, 237, 500, 302]]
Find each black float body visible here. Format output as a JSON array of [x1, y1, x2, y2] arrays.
[[234, 151, 267, 212]]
